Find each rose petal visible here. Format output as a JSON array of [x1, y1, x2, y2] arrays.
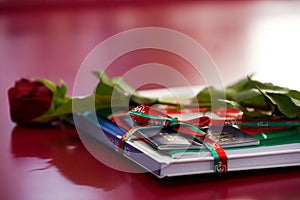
[[8, 78, 53, 124]]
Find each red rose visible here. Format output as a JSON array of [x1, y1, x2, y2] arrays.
[[8, 78, 53, 125]]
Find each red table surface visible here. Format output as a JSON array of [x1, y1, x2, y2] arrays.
[[1, 1, 300, 200]]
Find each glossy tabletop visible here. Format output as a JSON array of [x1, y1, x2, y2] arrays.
[[1, 1, 300, 199]]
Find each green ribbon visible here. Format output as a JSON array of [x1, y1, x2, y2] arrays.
[[122, 108, 228, 173]]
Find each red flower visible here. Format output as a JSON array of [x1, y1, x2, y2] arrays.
[[8, 78, 53, 125]]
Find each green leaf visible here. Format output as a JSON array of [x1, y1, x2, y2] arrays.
[[243, 110, 272, 119], [130, 93, 158, 105], [265, 93, 300, 118], [255, 82, 289, 92], [94, 74, 114, 96], [112, 77, 135, 94], [55, 80, 67, 99], [53, 81, 69, 108], [287, 90, 300, 107], [93, 71, 162, 108], [218, 99, 244, 111], [248, 77, 300, 118], [232, 88, 270, 110], [37, 79, 57, 93], [226, 75, 254, 92], [55, 96, 95, 116], [91, 70, 102, 79], [55, 94, 130, 116], [225, 88, 237, 100], [42, 72, 300, 121], [196, 87, 212, 103], [288, 90, 300, 100], [196, 86, 225, 104]]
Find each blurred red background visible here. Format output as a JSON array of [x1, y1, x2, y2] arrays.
[[1, 1, 300, 199]]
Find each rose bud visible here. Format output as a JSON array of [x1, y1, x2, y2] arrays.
[[8, 78, 54, 125]]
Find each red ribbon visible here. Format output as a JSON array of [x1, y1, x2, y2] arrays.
[[115, 104, 228, 173]]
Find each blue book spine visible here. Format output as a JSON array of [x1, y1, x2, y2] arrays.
[[73, 112, 163, 177]]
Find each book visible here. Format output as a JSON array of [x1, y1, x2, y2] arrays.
[[73, 110, 300, 178], [113, 114, 260, 150], [71, 86, 300, 178]]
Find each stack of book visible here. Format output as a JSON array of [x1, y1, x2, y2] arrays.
[[72, 87, 300, 178]]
